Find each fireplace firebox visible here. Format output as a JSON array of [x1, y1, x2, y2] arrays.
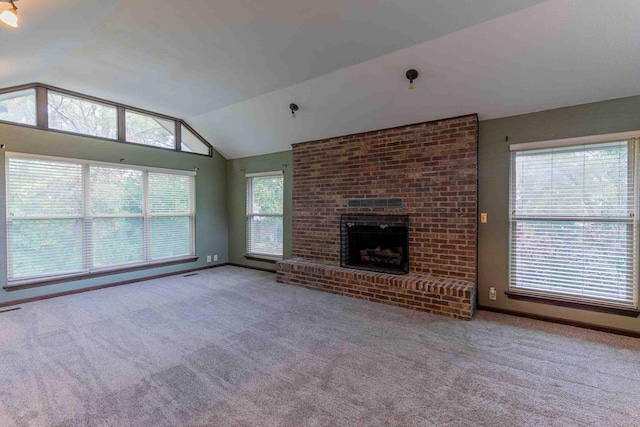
[[340, 214, 409, 274]]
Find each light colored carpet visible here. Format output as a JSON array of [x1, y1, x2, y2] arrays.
[[0, 266, 638, 426]]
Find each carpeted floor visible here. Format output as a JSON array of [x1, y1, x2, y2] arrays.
[[0, 266, 638, 426]]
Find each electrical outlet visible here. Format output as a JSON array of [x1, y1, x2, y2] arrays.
[[480, 213, 488, 223], [213, 255, 218, 262], [206, 255, 212, 262], [489, 287, 497, 300]]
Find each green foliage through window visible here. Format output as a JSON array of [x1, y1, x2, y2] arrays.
[[126, 110, 175, 149], [6, 154, 196, 282], [48, 92, 117, 139], [0, 89, 36, 125], [510, 140, 637, 307], [0, 84, 212, 156], [247, 173, 283, 258]]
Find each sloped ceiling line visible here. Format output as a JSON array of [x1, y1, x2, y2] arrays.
[[3, 0, 640, 158]]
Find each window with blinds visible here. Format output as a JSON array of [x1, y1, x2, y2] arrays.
[[6, 153, 195, 282], [246, 172, 283, 259], [510, 140, 638, 308]]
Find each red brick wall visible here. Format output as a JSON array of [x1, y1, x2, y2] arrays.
[[291, 114, 478, 282]]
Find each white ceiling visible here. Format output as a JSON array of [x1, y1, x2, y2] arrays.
[[2, 0, 640, 158]]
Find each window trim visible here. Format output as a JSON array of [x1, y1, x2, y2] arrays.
[[3, 256, 199, 291], [7, 151, 198, 176], [246, 171, 284, 261], [180, 123, 212, 155], [504, 290, 640, 317], [0, 83, 213, 157], [6, 152, 197, 285], [509, 130, 640, 152], [125, 108, 176, 149], [0, 87, 37, 126], [47, 90, 119, 140], [508, 133, 640, 310]]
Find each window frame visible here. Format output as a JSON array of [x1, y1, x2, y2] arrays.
[[508, 133, 640, 310], [246, 171, 284, 261], [5, 152, 197, 287], [47, 90, 119, 140], [147, 171, 197, 261], [180, 123, 211, 155], [0, 83, 212, 157], [0, 87, 37, 126], [125, 109, 176, 149]]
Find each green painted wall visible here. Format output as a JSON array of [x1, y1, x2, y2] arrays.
[[8, 92, 640, 334], [227, 151, 293, 271], [479, 95, 640, 334], [0, 123, 228, 305]]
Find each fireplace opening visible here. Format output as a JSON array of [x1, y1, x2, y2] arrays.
[[340, 214, 409, 274]]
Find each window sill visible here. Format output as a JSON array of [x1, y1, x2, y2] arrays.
[[4, 257, 199, 292], [505, 291, 640, 317], [244, 255, 282, 264]]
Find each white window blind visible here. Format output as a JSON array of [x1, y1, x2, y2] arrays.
[[6, 153, 196, 283], [89, 166, 145, 268], [510, 140, 638, 308], [246, 172, 283, 259], [149, 172, 195, 260], [7, 157, 84, 279]]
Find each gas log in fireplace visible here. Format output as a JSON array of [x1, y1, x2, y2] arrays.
[[340, 214, 409, 274]]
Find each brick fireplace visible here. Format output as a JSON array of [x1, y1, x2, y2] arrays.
[[277, 114, 478, 319]]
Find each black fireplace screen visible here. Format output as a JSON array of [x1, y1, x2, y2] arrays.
[[340, 214, 409, 274]]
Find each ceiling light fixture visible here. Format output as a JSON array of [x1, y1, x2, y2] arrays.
[[406, 69, 418, 89], [0, 0, 18, 28], [289, 103, 298, 118]]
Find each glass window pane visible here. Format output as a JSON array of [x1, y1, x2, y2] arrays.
[[126, 110, 175, 149], [514, 142, 630, 217], [181, 125, 210, 155], [511, 221, 634, 305], [8, 219, 83, 279], [7, 157, 83, 217], [0, 89, 36, 125], [6, 154, 197, 281], [510, 140, 636, 308], [149, 172, 192, 214], [151, 216, 192, 259], [250, 176, 283, 214], [92, 218, 144, 267], [248, 216, 283, 256], [48, 91, 117, 139], [247, 173, 283, 257], [90, 166, 143, 215]]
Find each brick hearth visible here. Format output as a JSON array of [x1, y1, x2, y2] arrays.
[[277, 114, 478, 319], [277, 259, 476, 319]]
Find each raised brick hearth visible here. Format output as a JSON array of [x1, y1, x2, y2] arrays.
[[277, 259, 476, 319], [277, 114, 478, 319]]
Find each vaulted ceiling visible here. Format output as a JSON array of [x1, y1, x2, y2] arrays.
[[2, 0, 639, 158]]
